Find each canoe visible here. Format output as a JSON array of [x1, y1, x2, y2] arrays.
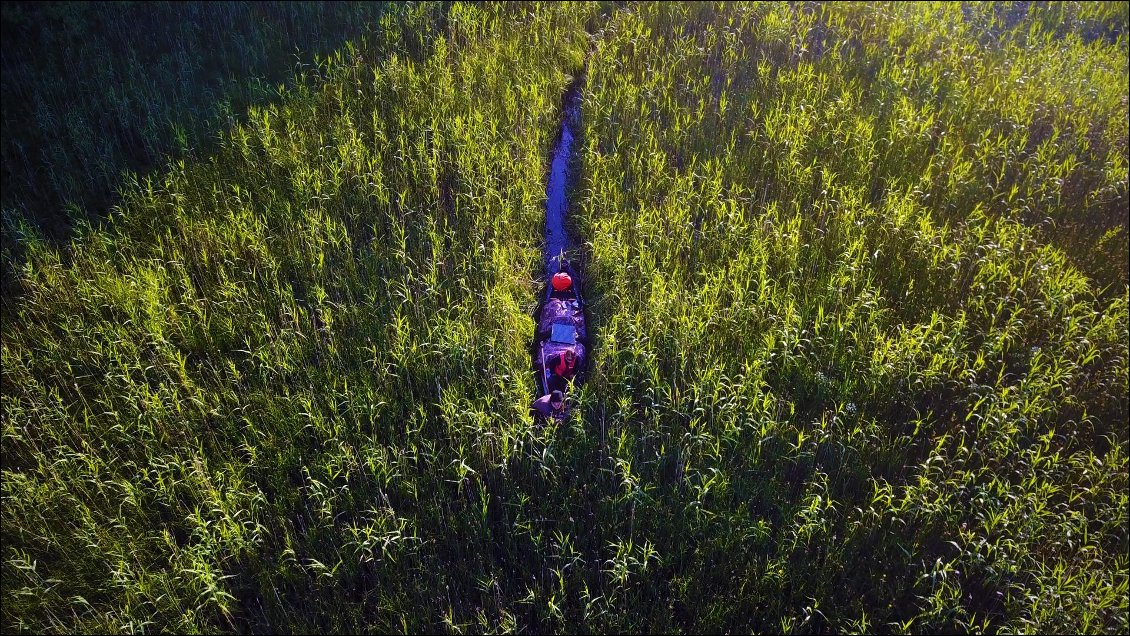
[[535, 263, 586, 399]]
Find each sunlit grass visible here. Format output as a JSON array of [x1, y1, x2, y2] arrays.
[[3, 2, 594, 632], [575, 1, 1126, 632], [1, 1, 1126, 633]]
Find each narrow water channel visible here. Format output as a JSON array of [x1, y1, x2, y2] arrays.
[[544, 80, 583, 275], [532, 76, 587, 411]]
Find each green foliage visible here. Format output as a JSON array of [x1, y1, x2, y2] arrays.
[[0, 1, 394, 256], [3, 2, 595, 631], [575, 1, 1127, 632], [2, 1, 1127, 634]]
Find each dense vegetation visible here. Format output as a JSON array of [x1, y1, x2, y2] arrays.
[[3, 2, 596, 631], [2, 1, 1127, 633], [1, 1, 393, 273], [573, 2, 1127, 631]]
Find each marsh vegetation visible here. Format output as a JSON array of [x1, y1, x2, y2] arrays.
[[2, 2, 1126, 633]]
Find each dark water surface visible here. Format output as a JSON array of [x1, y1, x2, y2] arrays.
[[544, 85, 581, 276]]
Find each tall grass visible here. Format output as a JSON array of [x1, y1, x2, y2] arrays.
[[2, 1, 1127, 633], [3, 2, 595, 631], [573, 1, 1127, 632], [1, 1, 395, 286]]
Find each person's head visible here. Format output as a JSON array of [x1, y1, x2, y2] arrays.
[[549, 390, 564, 410], [564, 349, 576, 364], [552, 271, 573, 292]]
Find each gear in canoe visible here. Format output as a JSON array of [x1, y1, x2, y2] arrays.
[[535, 262, 587, 401]]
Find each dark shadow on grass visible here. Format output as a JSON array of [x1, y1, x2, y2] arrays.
[[0, 1, 411, 306]]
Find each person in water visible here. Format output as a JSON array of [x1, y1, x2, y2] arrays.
[[531, 390, 566, 421]]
